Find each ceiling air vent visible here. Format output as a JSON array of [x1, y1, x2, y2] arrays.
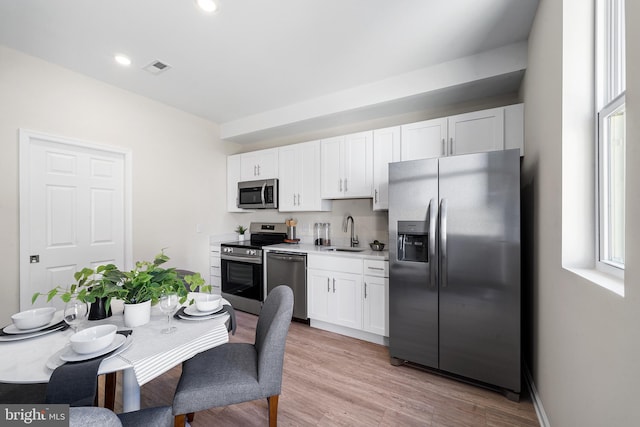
[[143, 60, 171, 75]]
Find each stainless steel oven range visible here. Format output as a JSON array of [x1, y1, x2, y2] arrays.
[[220, 222, 287, 315]]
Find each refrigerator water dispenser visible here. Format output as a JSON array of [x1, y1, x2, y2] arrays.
[[397, 221, 429, 263]]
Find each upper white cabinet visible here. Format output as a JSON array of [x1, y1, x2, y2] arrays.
[[400, 118, 448, 161], [278, 141, 331, 212], [399, 104, 523, 161], [240, 148, 278, 180], [448, 107, 504, 155], [320, 131, 373, 199], [372, 127, 401, 211]]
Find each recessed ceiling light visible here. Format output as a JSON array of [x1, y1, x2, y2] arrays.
[[114, 54, 132, 66], [196, 0, 218, 13]]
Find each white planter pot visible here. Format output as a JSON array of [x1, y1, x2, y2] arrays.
[[238, 233, 245, 241], [123, 300, 151, 327]]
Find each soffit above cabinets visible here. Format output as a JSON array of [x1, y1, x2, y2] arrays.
[[0, 0, 538, 143]]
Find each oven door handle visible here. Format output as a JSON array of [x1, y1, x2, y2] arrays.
[[221, 255, 263, 264]]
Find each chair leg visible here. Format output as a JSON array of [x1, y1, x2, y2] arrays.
[[187, 412, 195, 422], [267, 395, 279, 427], [104, 373, 117, 410], [174, 414, 186, 427]]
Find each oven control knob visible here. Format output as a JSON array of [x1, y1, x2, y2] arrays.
[[224, 247, 232, 253], [248, 249, 257, 256]]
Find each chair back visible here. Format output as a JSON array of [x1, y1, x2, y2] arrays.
[[254, 285, 294, 390]]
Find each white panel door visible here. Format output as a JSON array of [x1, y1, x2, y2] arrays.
[[320, 136, 344, 198], [343, 131, 373, 197], [20, 130, 130, 310], [373, 126, 401, 210], [332, 271, 363, 330], [449, 107, 505, 155], [363, 276, 387, 336], [307, 269, 331, 322], [401, 118, 447, 161]]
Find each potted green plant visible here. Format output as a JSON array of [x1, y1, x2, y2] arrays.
[[235, 225, 247, 241], [32, 263, 125, 320], [120, 251, 209, 327]]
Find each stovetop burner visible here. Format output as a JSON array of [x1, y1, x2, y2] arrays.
[[220, 222, 288, 250]]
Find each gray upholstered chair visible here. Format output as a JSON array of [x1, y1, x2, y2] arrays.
[[172, 285, 294, 427], [69, 406, 173, 427]]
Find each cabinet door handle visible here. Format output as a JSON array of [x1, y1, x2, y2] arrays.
[[257, 164, 261, 175], [368, 266, 384, 271], [293, 194, 296, 206], [339, 179, 343, 192], [344, 178, 348, 193], [297, 193, 301, 205], [441, 138, 446, 156], [327, 278, 330, 292], [374, 189, 378, 203], [364, 282, 368, 298], [449, 137, 454, 155], [253, 165, 257, 176], [332, 278, 336, 293]]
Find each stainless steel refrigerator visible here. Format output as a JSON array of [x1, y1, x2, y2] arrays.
[[388, 149, 521, 397]]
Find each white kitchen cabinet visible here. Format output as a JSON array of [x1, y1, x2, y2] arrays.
[[209, 245, 222, 295], [278, 141, 331, 212], [226, 154, 246, 212], [399, 104, 524, 162], [363, 275, 387, 336], [307, 255, 363, 330], [448, 107, 504, 156], [363, 259, 389, 336], [401, 118, 448, 161], [240, 148, 278, 180], [320, 131, 373, 199], [372, 126, 401, 211]]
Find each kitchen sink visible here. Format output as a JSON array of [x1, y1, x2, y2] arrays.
[[322, 247, 366, 252]]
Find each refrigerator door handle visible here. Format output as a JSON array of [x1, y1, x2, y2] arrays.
[[440, 198, 448, 288], [428, 198, 437, 288]]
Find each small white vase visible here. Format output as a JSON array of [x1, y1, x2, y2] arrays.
[[123, 300, 151, 327], [238, 233, 245, 241]]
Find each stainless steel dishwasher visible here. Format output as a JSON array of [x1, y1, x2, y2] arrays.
[[266, 251, 307, 320]]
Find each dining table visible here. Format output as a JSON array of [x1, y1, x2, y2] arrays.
[[0, 300, 230, 412]]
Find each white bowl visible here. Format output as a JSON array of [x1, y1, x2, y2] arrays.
[[11, 307, 56, 330], [194, 293, 222, 312], [70, 324, 117, 354]]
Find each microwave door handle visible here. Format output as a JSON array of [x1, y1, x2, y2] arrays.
[[428, 198, 437, 288], [261, 182, 266, 207]]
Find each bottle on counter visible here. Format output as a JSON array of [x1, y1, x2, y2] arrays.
[[322, 223, 331, 246], [314, 222, 323, 246]]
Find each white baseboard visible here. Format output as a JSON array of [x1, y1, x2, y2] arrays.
[[309, 319, 388, 346], [523, 364, 550, 427]]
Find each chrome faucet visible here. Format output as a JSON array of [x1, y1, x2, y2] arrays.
[[343, 215, 359, 247]]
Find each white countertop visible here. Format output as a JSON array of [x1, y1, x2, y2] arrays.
[[264, 243, 388, 260]]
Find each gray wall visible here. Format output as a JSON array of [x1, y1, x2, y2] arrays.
[[522, 0, 640, 425]]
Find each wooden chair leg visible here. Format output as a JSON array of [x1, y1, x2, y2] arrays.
[[104, 372, 117, 410], [174, 414, 186, 427], [267, 395, 279, 427]]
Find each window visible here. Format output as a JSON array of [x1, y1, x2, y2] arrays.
[[597, 0, 626, 272]]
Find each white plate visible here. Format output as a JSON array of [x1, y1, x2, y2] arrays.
[[47, 334, 133, 370], [178, 310, 228, 321], [184, 304, 223, 317], [0, 323, 67, 342], [60, 334, 126, 362], [3, 312, 64, 334]]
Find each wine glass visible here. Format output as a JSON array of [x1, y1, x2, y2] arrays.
[[63, 299, 89, 332], [159, 292, 179, 334]]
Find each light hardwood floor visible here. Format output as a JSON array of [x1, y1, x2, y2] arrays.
[[111, 311, 539, 426]]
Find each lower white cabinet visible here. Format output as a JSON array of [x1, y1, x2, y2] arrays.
[[363, 275, 387, 336], [307, 255, 388, 341], [308, 269, 363, 330], [209, 245, 222, 295]]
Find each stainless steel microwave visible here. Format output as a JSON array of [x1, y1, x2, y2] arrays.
[[237, 179, 279, 209]]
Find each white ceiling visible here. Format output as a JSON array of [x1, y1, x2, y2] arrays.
[[0, 0, 539, 143]]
